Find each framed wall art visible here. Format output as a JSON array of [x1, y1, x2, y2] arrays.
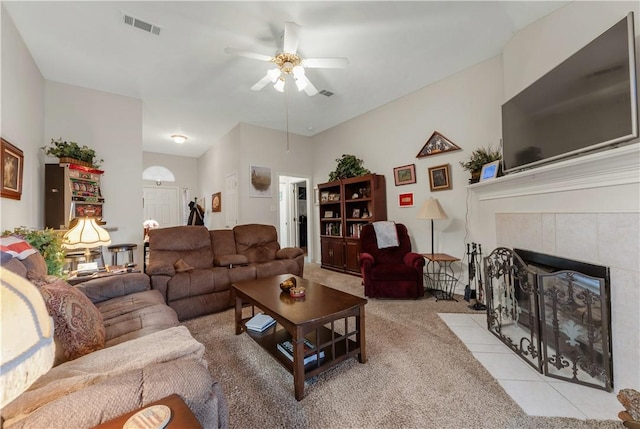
[[1, 138, 24, 200], [416, 131, 461, 158], [398, 192, 414, 207], [249, 165, 272, 197], [393, 164, 416, 186], [212, 192, 221, 212], [428, 164, 451, 191]]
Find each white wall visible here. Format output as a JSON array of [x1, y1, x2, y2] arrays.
[[143, 151, 199, 223], [0, 5, 45, 232], [44, 82, 143, 261], [311, 56, 504, 264]]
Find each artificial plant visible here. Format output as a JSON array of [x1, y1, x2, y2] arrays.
[[42, 138, 103, 167], [459, 145, 502, 173], [328, 154, 371, 182]]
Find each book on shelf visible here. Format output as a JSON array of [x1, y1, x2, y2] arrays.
[[277, 338, 325, 365], [245, 313, 276, 332]]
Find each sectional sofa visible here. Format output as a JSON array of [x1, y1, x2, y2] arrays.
[[146, 224, 305, 321]]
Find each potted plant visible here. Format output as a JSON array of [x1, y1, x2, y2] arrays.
[[42, 138, 103, 168], [328, 154, 371, 182], [459, 145, 501, 184], [2, 227, 65, 276]]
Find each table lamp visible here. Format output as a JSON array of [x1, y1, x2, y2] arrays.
[[416, 197, 448, 255], [1, 269, 55, 408], [63, 209, 111, 263], [143, 219, 159, 241]]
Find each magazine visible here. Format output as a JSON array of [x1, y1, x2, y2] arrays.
[[245, 313, 276, 332], [277, 339, 325, 365]]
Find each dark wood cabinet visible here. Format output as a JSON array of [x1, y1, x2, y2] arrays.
[[318, 174, 386, 275]]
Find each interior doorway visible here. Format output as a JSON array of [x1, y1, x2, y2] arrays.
[[143, 186, 180, 228], [278, 175, 310, 258]]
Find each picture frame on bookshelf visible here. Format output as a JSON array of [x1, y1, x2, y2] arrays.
[[398, 192, 414, 207], [324, 210, 334, 218], [352, 208, 360, 218], [428, 164, 451, 191], [393, 164, 416, 186], [320, 191, 329, 203]]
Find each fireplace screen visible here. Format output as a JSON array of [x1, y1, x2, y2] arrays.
[[485, 247, 613, 392]]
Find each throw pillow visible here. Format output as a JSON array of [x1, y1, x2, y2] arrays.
[[39, 279, 106, 362], [0, 236, 37, 260], [174, 258, 194, 273], [27, 270, 60, 288]]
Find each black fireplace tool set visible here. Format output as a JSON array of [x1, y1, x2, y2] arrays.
[[464, 242, 486, 311]]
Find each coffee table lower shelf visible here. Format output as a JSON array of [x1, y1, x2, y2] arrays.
[[244, 323, 361, 379]]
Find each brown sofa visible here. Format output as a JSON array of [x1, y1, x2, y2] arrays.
[[146, 224, 305, 321], [1, 248, 228, 428]]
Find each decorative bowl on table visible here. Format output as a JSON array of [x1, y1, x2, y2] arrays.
[[289, 286, 306, 298]]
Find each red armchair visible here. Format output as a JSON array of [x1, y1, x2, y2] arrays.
[[359, 223, 425, 299]]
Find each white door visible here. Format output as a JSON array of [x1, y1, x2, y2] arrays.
[[225, 173, 238, 228], [143, 187, 179, 227]]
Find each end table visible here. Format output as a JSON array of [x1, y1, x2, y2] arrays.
[[421, 253, 460, 301], [90, 394, 202, 429]]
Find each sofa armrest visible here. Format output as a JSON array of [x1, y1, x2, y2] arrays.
[[74, 273, 151, 304], [146, 260, 175, 276], [403, 252, 425, 270], [214, 254, 248, 267], [359, 252, 375, 270], [276, 247, 304, 260]]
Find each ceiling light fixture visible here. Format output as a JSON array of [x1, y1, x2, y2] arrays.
[[171, 134, 187, 144]]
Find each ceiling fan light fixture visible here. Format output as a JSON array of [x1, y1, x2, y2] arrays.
[[171, 134, 187, 144], [274, 79, 286, 93], [295, 77, 307, 91], [267, 68, 281, 83], [292, 65, 305, 78]]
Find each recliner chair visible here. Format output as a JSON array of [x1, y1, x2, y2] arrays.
[[359, 222, 425, 299]]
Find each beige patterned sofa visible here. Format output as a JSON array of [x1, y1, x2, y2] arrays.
[[147, 224, 305, 321], [0, 245, 228, 428]]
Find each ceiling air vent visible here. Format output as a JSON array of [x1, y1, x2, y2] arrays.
[[318, 90, 334, 97], [122, 13, 161, 36]]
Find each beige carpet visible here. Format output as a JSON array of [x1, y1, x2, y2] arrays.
[[183, 264, 620, 429]]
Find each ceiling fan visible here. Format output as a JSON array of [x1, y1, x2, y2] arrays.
[[224, 22, 348, 96]]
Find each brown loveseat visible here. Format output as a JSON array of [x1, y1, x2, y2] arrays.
[[1, 247, 228, 428], [146, 224, 305, 321]]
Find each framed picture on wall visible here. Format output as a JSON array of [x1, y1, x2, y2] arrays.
[[416, 131, 461, 158], [249, 165, 272, 197], [428, 164, 451, 191], [393, 164, 416, 186], [1, 138, 24, 200], [212, 192, 221, 212], [398, 193, 414, 207]]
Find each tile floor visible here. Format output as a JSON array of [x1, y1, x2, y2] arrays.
[[439, 312, 621, 420]]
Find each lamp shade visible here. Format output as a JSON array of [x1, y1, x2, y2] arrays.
[[1, 269, 55, 408], [63, 217, 112, 250], [416, 198, 448, 220]]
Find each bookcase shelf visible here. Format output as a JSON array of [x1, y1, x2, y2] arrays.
[[318, 174, 387, 275]]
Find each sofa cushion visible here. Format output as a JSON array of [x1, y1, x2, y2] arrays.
[[213, 254, 248, 267], [149, 226, 213, 269], [174, 258, 194, 273], [39, 279, 106, 362], [253, 259, 301, 278], [233, 224, 280, 263], [1, 256, 28, 278], [166, 268, 231, 302]]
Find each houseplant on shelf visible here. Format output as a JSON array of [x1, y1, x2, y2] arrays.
[[328, 154, 371, 182], [42, 138, 103, 168], [459, 145, 501, 184]]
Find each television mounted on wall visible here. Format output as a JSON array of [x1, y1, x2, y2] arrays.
[[501, 12, 638, 173]]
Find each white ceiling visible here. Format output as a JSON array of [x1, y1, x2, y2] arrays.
[[4, 1, 568, 158]]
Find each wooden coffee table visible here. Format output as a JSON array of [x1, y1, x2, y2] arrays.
[[232, 274, 367, 400]]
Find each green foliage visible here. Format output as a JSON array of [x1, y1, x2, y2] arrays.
[[459, 145, 501, 172], [2, 227, 65, 276], [328, 154, 371, 182], [42, 138, 103, 167]]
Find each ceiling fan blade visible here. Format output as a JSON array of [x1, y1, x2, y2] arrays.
[[224, 47, 273, 62], [250, 73, 272, 91], [302, 57, 349, 69], [283, 22, 301, 54], [301, 76, 318, 96]]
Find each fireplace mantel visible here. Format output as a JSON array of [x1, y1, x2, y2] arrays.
[[468, 143, 640, 201]]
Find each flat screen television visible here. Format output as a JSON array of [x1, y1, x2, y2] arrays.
[[501, 12, 638, 173]]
